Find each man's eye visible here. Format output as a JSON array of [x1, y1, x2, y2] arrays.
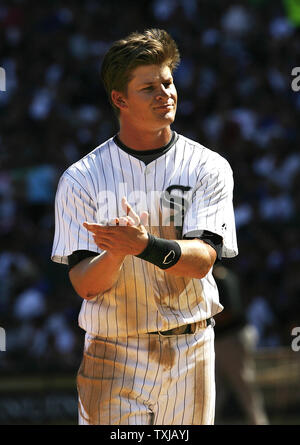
[[143, 86, 153, 91]]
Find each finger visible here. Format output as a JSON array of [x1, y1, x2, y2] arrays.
[[121, 197, 131, 216], [118, 215, 136, 226], [83, 222, 98, 234], [119, 216, 137, 226], [126, 215, 135, 226], [140, 211, 149, 226], [108, 218, 119, 226], [84, 222, 115, 233], [83, 222, 107, 233], [118, 216, 128, 226], [126, 216, 136, 226], [121, 197, 140, 224]]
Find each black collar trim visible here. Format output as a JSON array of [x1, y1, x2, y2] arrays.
[[113, 131, 178, 156]]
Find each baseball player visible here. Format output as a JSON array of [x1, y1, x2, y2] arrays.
[[51, 28, 238, 425]]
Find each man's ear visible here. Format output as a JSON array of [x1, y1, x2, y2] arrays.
[[111, 90, 127, 111]]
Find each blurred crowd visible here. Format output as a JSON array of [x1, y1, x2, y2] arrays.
[[0, 0, 300, 375]]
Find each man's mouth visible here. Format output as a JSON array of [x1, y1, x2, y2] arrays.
[[155, 103, 174, 110]]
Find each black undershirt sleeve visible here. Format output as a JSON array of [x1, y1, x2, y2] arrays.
[[183, 230, 223, 262], [68, 250, 99, 271]]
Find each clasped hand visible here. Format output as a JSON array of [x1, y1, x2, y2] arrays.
[[83, 197, 149, 256]]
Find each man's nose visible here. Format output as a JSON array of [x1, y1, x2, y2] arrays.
[[156, 85, 170, 100]]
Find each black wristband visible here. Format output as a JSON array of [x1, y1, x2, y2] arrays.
[[136, 233, 181, 270]]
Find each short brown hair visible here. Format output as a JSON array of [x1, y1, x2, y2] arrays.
[[101, 28, 180, 116]]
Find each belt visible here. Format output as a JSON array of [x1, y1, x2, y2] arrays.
[[150, 317, 215, 336]]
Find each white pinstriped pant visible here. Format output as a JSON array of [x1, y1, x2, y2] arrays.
[[77, 325, 215, 425]]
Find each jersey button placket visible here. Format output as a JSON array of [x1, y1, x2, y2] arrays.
[[144, 166, 153, 226]]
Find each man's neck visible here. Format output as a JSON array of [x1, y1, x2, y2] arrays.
[[117, 126, 172, 151]]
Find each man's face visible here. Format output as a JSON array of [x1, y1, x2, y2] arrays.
[[116, 64, 177, 132]]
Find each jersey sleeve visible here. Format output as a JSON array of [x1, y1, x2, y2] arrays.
[[182, 156, 238, 258], [51, 173, 102, 265]]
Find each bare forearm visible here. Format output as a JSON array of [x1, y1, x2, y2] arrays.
[[165, 239, 216, 279], [69, 251, 125, 300]]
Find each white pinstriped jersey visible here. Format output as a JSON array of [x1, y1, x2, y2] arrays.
[[51, 133, 238, 337]]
